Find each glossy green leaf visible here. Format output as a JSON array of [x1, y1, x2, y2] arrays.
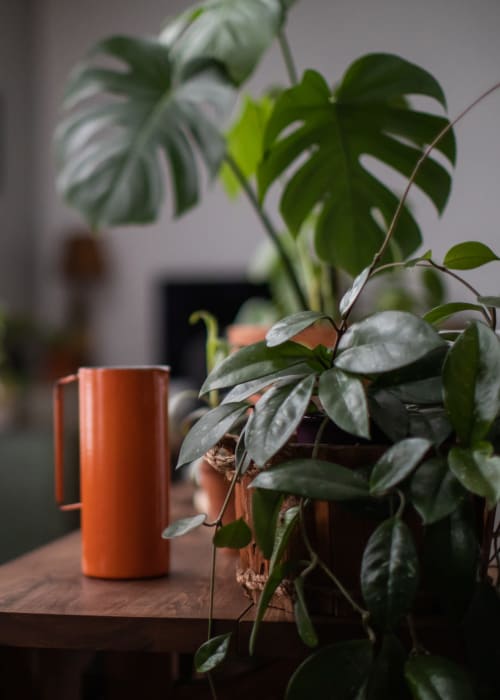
[[250, 459, 370, 501], [389, 378, 443, 405], [319, 368, 370, 439], [252, 488, 282, 560], [160, 0, 284, 85], [339, 267, 371, 317], [336, 312, 445, 374], [222, 363, 315, 403], [294, 578, 318, 648], [56, 37, 234, 227], [286, 640, 373, 699], [448, 447, 500, 506], [258, 55, 455, 276], [176, 402, 248, 468], [201, 340, 321, 394], [361, 518, 419, 630], [369, 391, 408, 442], [266, 311, 334, 347], [423, 302, 485, 326], [220, 93, 276, 195], [443, 241, 499, 270], [370, 438, 431, 495], [249, 561, 288, 655], [362, 635, 410, 700], [246, 374, 316, 465], [443, 322, 500, 446], [269, 505, 300, 572], [194, 633, 231, 673], [213, 517, 252, 548], [405, 654, 475, 700], [408, 409, 453, 446], [410, 457, 464, 524], [162, 514, 206, 538], [423, 502, 478, 619]]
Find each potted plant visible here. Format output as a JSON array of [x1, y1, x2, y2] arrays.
[[53, 0, 500, 696]]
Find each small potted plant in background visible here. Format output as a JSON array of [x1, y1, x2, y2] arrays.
[[54, 0, 500, 696]]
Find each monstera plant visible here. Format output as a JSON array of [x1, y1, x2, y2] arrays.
[[55, 0, 455, 314]]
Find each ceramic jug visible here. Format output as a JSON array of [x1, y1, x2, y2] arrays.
[[53, 366, 170, 579]]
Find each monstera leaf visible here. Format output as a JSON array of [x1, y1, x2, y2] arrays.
[[55, 36, 235, 228], [258, 54, 456, 276], [160, 0, 287, 85]]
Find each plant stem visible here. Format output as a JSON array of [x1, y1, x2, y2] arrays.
[[278, 30, 299, 85], [224, 154, 309, 311], [341, 81, 500, 325], [207, 541, 218, 639], [207, 672, 218, 700]]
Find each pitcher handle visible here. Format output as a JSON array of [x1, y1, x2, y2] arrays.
[[53, 374, 81, 511]]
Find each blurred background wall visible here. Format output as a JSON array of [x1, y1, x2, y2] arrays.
[[1, 0, 500, 370]]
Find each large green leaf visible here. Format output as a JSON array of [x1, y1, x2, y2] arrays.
[[250, 458, 370, 501], [201, 340, 321, 394], [361, 518, 419, 630], [258, 55, 455, 276], [220, 93, 275, 195], [319, 368, 370, 439], [405, 655, 475, 700], [294, 578, 318, 648], [448, 447, 500, 507], [410, 457, 464, 524], [194, 633, 231, 673], [246, 375, 316, 465], [176, 401, 248, 468], [369, 438, 431, 495], [266, 311, 334, 347], [286, 640, 373, 699], [162, 514, 206, 538], [423, 302, 485, 327], [160, 0, 286, 85], [213, 517, 252, 548], [335, 311, 445, 374], [362, 635, 410, 700], [252, 488, 282, 559], [221, 363, 314, 403], [56, 37, 234, 227], [443, 322, 500, 446], [443, 241, 499, 270]]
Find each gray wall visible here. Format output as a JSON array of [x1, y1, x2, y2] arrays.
[[5, 0, 500, 365]]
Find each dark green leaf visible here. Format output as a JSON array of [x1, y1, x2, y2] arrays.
[[220, 93, 274, 196], [369, 391, 408, 442], [363, 635, 410, 700], [477, 295, 500, 308], [405, 654, 475, 700], [201, 340, 321, 394], [286, 640, 373, 699], [56, 37, 234, 227], [389, 378, 443, 405], [194, 633, 231, 673], [266, 311, 334, 347], [162, 514, 206, 538], [246, 375, 316, 465], [259, 56, 454, 276], [213, 517, 252, 548], [423, 502, 478, 619], [160, 0, 284, 85], [448, 447, 500, 506], [319, 368, 370, 439], [269, 505, 300, 571], [408, 409, 453, 446], [443, 241, 499, 270], [249, 561, 288, 655], [250, 459, 370, 501], [410, 457, 464, 524], [424, 302, 485, 326], [222, 363, 316, 403], [370, 438, 431, 495], [361, 518, 419, 630], [252, 489, 283, 560], [294, 578, 318, 648], [336, 312, 445, 374], [339, 267, 370, 317], [176, 402, 248, 468], [443, 322, 500, 446]]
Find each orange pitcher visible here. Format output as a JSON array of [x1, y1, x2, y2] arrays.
[[53, 366, 170, 579]]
